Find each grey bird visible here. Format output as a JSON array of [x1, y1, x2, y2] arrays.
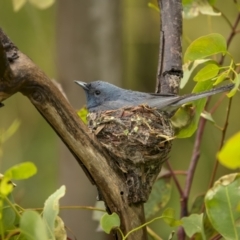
[[75, 81, 234, 115]]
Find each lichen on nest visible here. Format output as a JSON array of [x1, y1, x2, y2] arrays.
[[88, 105, 174, 203]]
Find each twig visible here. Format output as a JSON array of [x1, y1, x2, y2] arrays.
[[208, 98, 233, 188], [177, 11, 240, 240], [147, 227, 163, 240], [212, 6, 233, 29], [159, 170, 187, 179], [166, 161, 184, 196], [219, 13, 240, 65]]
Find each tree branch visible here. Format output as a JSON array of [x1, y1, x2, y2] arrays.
[[156, 0, 183, 94], [0, 28, 147, 240]]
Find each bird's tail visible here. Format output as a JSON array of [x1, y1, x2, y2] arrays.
[[173, 83, 234, 107]]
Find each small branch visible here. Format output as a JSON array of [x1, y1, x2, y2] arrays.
[[177, 117, 207, 240], [147, 227, 163, 240], [166, 161, 184, 196], [213, 6, 233, 29], [219, 12, 240, 65], [156, 0, 183, 94], [159, 170, 187, 179], [177, 12, 240, 239], [209, 93, 226, 114], [208, 98, 233, 188]]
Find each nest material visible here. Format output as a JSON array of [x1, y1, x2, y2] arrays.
[[88, 105, 174, 203]]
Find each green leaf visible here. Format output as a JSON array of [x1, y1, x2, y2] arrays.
[[174, 80, 213, 138], [168, 231, 175, 240], [54, 216, 67, 240], [0, 120, 21, 144], [213, 71, 228, 86], [182, 213, 206, 239], [194, 63, 219, 82], [184, 33, 227, 62], [42, 185, 66, 239], [227, 74, 239, 97], [202, 213, 218, 240], [181, 59, 211, 88], [28, 0, 55, 9], [200, 111, 215, 123], [148, 3, 160, 12], [205, 173, 240, 240], [5, 162, 37, 180], [12, 0, 27, 11], [217, 132, 240, 169], [2, 205, 16, 229], [100, 213, 120, 234], [162, 208, 181, 227], [183, 0, 220, 19], [77, 107, 88, 124], [190, 194, 205, 214], [171, 104, 196, 136], [0, 178, 14, 196], [20, 210, 48, 240], [144, 176, 172, 219]]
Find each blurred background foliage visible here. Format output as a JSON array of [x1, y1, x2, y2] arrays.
[[0, 0, 239, 239]]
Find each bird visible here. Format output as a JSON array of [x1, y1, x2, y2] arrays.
[[75, 80, 234, 115]]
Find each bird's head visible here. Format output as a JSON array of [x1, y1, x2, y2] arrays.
[[75, 80, 122, 111]]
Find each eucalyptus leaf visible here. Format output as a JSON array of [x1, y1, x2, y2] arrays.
[[200, 111, 215, 123], [20, 210, 48, 240], [43, 185, 66, 239], [144, 176, 172, 219], [205, 173, 240, 240], [182, 213, 206, 240], [174, 80, 213, 138], [190, 194, 205, 214], [28, 0, 55, 9], [184, 33, 227, 62], [2, 205, 16, 229], [183, 0, 220, 19], [181, 59, 211, 88], [77, 107, 88, 124], [162, 208, 181, 227], [213, 71, 228, 85], [217, 132, 240, 169], [193, 63, 219, 82], [227, 73, 240, 97], [12, 0, 27, 11], [100, 213, 120, 234], [4, 162, 37, 180]]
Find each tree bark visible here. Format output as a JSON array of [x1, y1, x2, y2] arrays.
[[156, 0, 183, 94]]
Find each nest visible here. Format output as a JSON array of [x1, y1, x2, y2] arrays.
[[88, 105, 174, 203]]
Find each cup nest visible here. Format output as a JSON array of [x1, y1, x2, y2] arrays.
[[88, 105, 174, 203]]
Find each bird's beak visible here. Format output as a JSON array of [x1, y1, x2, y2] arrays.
[[74, 81, 89, 91]]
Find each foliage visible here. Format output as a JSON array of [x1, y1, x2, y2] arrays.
[[217, 132, 240, 169], [0, 161, 66, 240], [11, 0, 55, 11]]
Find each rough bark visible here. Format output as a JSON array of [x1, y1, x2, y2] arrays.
[[156, 0, 183, 94]]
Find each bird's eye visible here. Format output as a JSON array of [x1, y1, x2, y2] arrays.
[[95, 90, 101, 96]]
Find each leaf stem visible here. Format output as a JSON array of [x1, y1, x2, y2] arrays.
[[29, 205, 106, 212], [146, 227, 163, 240]]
